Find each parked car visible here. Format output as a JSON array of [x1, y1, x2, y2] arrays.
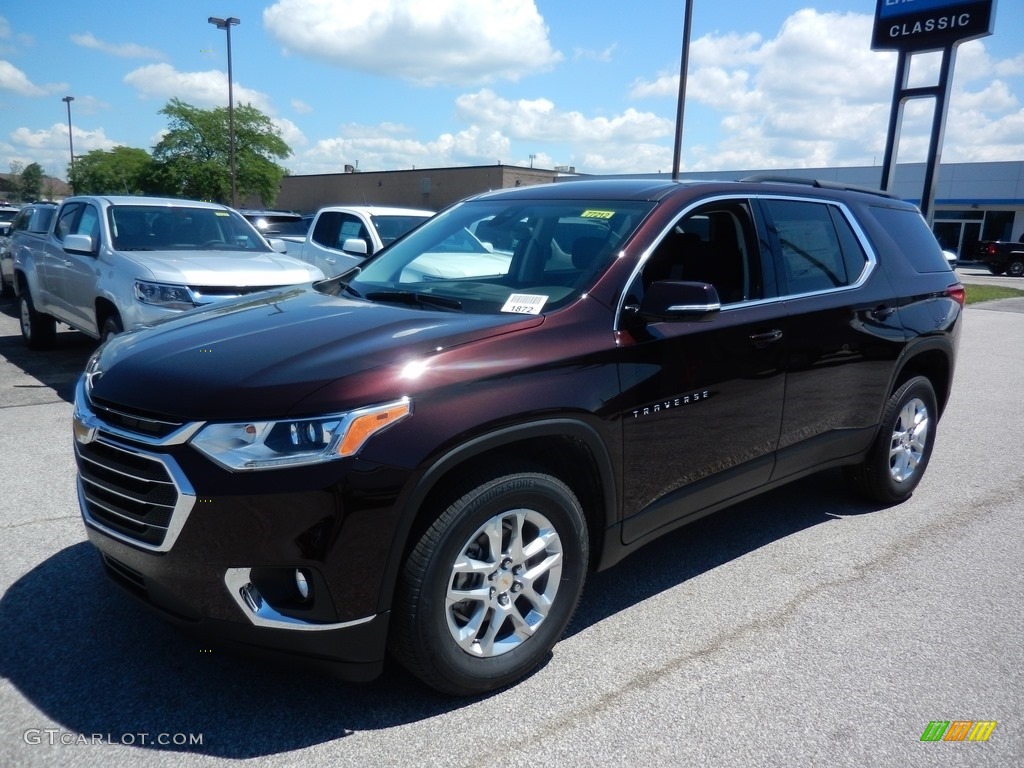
[[1, 202, 57, 297], [73, 177, 962, 695], [238, 210, 309, 244], [0, 203, 19, 230], [294, 205, 432, 276], [975, 238, 1024, 276], [13, 196, 324, 348]]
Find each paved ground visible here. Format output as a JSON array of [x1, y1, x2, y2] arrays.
[[0, 284, 1021, 768]]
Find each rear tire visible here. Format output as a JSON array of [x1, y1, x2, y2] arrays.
[[1007, 259, 1024, 278], [19, 284, 56, 350], [390, 466, 588, 696], [987, 265, 1005, 275], [846, 376, 937, 504]]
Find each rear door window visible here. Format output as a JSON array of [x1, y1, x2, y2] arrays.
[[762, 199, 868, 295]]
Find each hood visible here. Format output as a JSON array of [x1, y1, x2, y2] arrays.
[[89, 285, 541, 420], [123, 249, 321, 285]]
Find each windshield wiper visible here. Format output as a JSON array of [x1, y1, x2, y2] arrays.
[[365, 290, 463, 311]]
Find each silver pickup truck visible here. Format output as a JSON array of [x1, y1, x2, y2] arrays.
[[13, 195, 324, 349]]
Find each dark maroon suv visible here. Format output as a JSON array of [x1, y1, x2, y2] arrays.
[[73, 177, 962, 695]]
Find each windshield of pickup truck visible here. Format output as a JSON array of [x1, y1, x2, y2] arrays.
[[342, 198, 654, 314], [109, 205, 271, 252]]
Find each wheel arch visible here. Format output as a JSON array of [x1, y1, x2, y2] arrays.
[[377, 418, 617, 616], [95, 296, 121, 332], [890, 339, 955, 418]]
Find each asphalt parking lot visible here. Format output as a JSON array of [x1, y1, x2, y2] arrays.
[[0, 270, 1022, 767]]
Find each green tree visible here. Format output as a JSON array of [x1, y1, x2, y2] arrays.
[[69, 146, 156, 196], [19, 162, 44, 202], [151, 98, 290, 206]]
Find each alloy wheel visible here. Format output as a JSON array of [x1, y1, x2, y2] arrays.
[[445, 507, 563, 658]]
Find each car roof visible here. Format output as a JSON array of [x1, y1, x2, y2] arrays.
[[466, 176, 903, 206], [66, 195, 234, 210], [239, 210, 302, 218], [317, 205, 433, 216]]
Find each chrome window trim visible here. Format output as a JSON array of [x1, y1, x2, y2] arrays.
[[613, 192, 880, 329], [753, 193, 878, 298]]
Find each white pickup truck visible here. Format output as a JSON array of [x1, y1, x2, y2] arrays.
[[13, 195, 324, 349], [289, 205, 432, 277]]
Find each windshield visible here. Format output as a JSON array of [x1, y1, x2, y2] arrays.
[[247, 214, 308, 237], [371, 214, 431, 246], [342, 198, 654, 315], [108, 205, 271, 252]]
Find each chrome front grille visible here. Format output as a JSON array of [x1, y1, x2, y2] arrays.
[[87, 396, 185, 439], [75, 436, 195, 552]]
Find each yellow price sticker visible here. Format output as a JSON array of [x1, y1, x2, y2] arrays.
[[580, 210, 614, 220]]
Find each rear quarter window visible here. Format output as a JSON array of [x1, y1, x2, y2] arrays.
[[867, 205, 951, 273]]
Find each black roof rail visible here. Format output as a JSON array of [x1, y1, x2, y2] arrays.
[[740, 174, 898, 200]]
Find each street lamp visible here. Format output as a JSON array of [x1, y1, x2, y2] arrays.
[[62, 96, 75, 184], [208, 15, 240, 207]]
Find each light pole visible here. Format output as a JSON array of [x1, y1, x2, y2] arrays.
[[62, 96, 76, 185], [671, 0, 693, 181], [208, 16, 240, 207]]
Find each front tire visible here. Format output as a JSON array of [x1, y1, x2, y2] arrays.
[[390, 466, 589, 696], [101, 313, 124, 342], [19, 284, 56, 350], [847, 376, 937, 504]]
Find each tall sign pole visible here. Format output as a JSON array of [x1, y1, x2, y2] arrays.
[[672, 0, 694, 181], [873, 0, 996, 222]]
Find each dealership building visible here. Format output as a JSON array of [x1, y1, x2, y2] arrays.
[[275, 160, 1024, 257]]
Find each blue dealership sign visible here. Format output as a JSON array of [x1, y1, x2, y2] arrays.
[[872, 0, 995, 51]]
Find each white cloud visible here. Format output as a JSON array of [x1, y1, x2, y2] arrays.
[[70, 32, 165, 60], [285, 86, 676, 175], [574, 43, 617, 63], [628, 9, 1024, 170], [291, 122, 512, 174], [10, 123, 116, 153], [263, 0, 561, 86], [291, 98, 313, 114], [123, 63, 271, 112], [4, 122, 119, 178], [455, 89, 672, 143], [0, 59, 66, 97], [274, 117, 307, 149]]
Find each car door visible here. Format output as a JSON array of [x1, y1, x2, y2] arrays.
[[616, 198, 787, 545], [41, 202, 83, 320], [60, 201, 103, 335], [307, 211, 370, 277], [756, 196, 907, 481]]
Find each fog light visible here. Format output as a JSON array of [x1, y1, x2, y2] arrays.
[[295, 569, 310, 600]]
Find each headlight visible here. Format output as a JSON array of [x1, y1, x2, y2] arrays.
[[134, 280, 196, 310], [190, 398, 412, 471]]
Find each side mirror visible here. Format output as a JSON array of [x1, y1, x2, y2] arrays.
[[638, 280, 721, 322], [268, 238, 287, 253], [63, 233, 95, 255], [341, 237, 369, 256]]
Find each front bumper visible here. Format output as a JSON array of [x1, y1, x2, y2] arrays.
[[90, 526, 389, 682], [73, 377, 408, 681]]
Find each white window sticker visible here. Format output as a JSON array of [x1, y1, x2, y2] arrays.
[[502, 293, 548, 315]]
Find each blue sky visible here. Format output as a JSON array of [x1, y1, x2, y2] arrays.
[[1, 0, 1022, 183]]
